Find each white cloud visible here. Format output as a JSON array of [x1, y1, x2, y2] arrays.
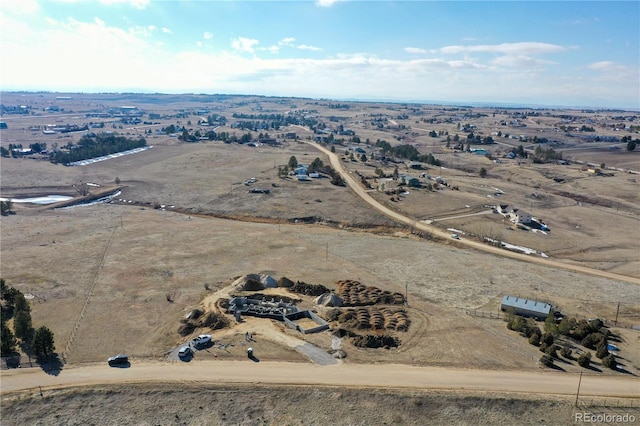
[[161, 27, 172, 34], [279, 37, 296, 46], [439, 42, 567, 56], [0, 14, 636, 108], [231, 37, 259, 53], [587, 61, 617, 71], [492, 55, 556, 68], [203, 32, 213, 40], [297, 44, 322, 51], [0, 0, 39, 14], [316, 0, 343, 7], [100, 0, 149, 9], [586, 61, 637, 85], [147, 25, 156, 32], [277, 38, 320, 51], [404, 47, 427, 54]]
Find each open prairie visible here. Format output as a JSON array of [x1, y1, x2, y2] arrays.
[[1, 93, 639, 421]]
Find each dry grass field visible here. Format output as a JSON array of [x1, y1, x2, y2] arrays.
[[1, 92, 639, 422], [6, 383, 634, 426]]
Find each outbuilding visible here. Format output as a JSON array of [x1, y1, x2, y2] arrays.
[[500, 295, 551, 320]]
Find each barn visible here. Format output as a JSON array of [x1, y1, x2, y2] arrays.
[[500, 295, 551, 320]]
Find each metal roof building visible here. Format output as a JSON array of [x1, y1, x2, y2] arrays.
[[500, 295, 551, 320]]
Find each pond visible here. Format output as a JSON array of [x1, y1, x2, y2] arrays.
[[0, 195, 73, 205]]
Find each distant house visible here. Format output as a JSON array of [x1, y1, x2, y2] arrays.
[[400, 174, 420, 187], [501, 295, 551, 320], [497, 204, 532, 225], [496, 204, 547, 230], [258, 138, 279, 146], [0, 121, 7, 129]]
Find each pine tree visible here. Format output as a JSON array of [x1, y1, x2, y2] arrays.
[[32, 326, 55, 358], [13, 310, 33, 342], [1, 320, 17, 355]]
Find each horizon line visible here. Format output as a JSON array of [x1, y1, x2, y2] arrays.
[[1, 89, 638, 112]]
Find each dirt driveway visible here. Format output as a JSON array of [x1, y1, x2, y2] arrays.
[[2, 360, 639, 399]]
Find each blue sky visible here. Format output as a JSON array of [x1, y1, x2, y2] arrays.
[[1, 0, 638, 108]]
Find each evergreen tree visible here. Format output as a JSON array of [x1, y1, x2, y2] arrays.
[[288, 156, 298, 169], [32, 326, 55, 358], [13, 310, 33, 342], [14, 293, 30, 314], [1, 322, 17, 355]]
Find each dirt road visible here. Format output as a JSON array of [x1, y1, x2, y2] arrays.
[[2, 361, 639, 399], [306, 140, 640, 285]]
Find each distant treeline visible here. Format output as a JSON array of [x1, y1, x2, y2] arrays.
[[49, 133, 146, 165], [375, 140, 441, 166], [231, 113, 318, 130]]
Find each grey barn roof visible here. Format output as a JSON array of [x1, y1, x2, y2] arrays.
[[501, 295, 551, 316]]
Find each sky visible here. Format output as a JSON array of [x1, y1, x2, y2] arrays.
[[0, 0, 638, 109]]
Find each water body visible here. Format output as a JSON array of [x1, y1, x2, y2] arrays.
[[0, 195, 73, 205], [58, 190, 121, 209]]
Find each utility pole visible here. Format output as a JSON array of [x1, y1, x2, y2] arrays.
[[405, 283, 409, 306], [575, 371, 583, 407], [614, 302, 620, 326]]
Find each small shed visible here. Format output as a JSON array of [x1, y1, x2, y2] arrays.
[[501, 295, 551, 320]]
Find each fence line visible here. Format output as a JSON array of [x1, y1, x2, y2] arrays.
[[579, 398, 640, 409], [62, 225, 116, 359], [463, 308, 637, 329], [464, 309, 504, 320]]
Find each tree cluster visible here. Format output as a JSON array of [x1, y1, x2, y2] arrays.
[[532, 145, 562, 163], [506, 311, 619, 371], [231, 112, 317, 130], [621, 136, 638, 151], [374, 140, 441, 166], [1, 279, 56, 359], [49, 133, 146, 165]]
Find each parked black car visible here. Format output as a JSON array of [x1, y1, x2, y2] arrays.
[[108, 354, 129, 366]]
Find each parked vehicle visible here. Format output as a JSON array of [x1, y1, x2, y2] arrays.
[[192, 334, 212, 347], [178, 346, 192, 358], [451, 234, 460, 239], [107, 354, 129, 366]]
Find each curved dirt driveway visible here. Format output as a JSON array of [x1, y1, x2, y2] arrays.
[[306, 141, 640, 285], [1, 361, 639, 399]]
